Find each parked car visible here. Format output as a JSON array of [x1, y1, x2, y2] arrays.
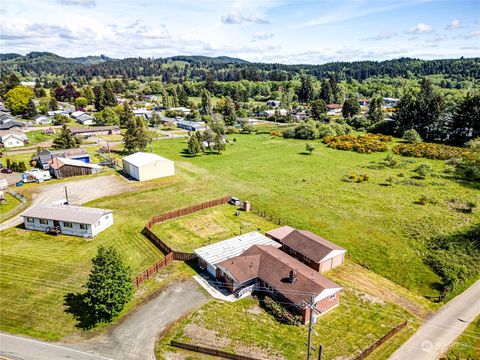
[[15, 181, 24, 187], [1, 168, 12, 174]]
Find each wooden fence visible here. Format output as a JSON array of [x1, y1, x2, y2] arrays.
[[250, 205, 287, 226], [171, 341, 260, 360], [134, 196, 231, 287], [354, 321, 408, 360], [133, 252, 174, 287]]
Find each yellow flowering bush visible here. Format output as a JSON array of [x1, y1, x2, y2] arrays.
[[393, 143, 468, 160], [323, 133, 392, 153]]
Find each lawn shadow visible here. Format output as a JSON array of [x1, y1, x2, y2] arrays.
[[298, 152, 312, 155], [64, 292, 96, 330]]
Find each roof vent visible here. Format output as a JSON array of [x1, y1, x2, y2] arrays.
[[289, 269, 297, 284]]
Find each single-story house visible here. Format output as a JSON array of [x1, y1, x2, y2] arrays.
[[0, 130, 28, 148], [33, 114, 52, 125], [0, 118, 25, 130], [22, 204, 113, 238], [169, 107, 191, 115], [47, 110, 68, 117], [122, 152, 174, 181], [50, 157, 102, 179], [70, 111, 86, 119], [326, 104, 342, 116], [383, 98, 399, 107], [76, 114, 95, 125], [266, 100, 280, 107], [194, 231, 281, 277], [266, 226, 347, 273], [176, 120, 206, 131], [358, 99, 369, 106], [133, 109, 151, 119], [33, 148, 90, 170], [259, 109, 288, 117], [70, 126, 120, 137], [216, 244, 343, 324]]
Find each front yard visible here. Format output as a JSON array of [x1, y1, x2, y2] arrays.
[[150, 204, 277, 252]]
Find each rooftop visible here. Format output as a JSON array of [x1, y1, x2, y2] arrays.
[[122, 152, 173, 167], [22, 204, 112, 225], [50, 157, 102, 170]]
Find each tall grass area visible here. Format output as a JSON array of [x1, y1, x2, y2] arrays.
[[151, 134, 480, 300]]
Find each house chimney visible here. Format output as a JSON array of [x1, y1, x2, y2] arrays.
[[289, 269, 297, 284]]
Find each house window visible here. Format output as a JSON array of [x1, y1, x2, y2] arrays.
[[63, 222, 73, 228], [80, 224, 87, 230], [39, 219, 48, 225], [303, 255, 310, 263], [26, 217, 34, 223]]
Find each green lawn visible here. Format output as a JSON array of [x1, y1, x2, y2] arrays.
[[0, 192, 22, 220], [443, 315, 480, 360], [150, 134, 480, 299], [26, 131, 54, 145], [151, 204, 277, 252]]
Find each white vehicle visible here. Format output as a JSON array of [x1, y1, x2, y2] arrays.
[[23, 170, 52, 183]]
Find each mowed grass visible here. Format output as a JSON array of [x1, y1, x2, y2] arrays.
[[0, 192, 21, 216], [151, 204, 277, 252], [150, 134, 480, 299], [444, 315, 480, 360]]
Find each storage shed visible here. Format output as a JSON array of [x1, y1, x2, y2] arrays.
[[122, 152, 174, 181]]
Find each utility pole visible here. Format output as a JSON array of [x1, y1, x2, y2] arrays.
[[318, 344, 323, 360], [64, 186, 69, 205], [306, 295, 315, 360]]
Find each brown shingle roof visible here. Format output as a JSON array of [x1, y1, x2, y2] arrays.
[[217, 245, 342, 307], [266, 226, 295, 241], [281, 230, 346, 263]]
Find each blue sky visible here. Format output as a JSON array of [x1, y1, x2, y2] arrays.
[[1, 0, 479, 64]]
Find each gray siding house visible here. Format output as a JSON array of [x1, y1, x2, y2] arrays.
[[22, 204, 113, 238]]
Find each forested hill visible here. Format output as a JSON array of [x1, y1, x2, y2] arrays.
[[0, 51, 478, 82]]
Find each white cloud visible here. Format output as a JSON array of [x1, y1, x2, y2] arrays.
[[253, 31, 274, 40], [221, 11, 270, 25], [361, 31, 397, 41], [464, 31, 480, 39], [407, 23, 433, 34], [446, 19, 461, 30], [58, 0, 96, 7]]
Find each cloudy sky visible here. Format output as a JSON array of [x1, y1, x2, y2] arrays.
[[1, 0, 479, 64]]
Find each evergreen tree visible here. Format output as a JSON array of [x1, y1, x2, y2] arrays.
[[201, 89, 212, 115], [202, 129, 215, 152], [103, 80, 117, 106], [176, 84, 189, 107], [416, 78, 445, 140], [123, 116, 150, 153], [4, 73, 20, 92], [24, 99, 37, 119], [342, 98, 360, 119], [49, 97, 58, 111], [367, 95, 384, 124], [319, 79, 333, 104], [223, 97, 236, 126], [82, 246, 133, 324], [298, 75, 314, 103], [187, 134, 202, 155], [119, 103, 135, 127], [94, 86, 106, 111], [394, 89, 418, 135], [213, 132, 225, 154], [82, 86, 95, 105], [451, 93, 480, 144], [53, 125, 80, 149]]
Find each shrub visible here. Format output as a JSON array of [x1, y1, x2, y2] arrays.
[[414, 164, 433, 178], [270, 130, 282, 137], [225, 126, 238, 134], [324, 133, 392, 154], [258, 294, 302, 326], [305, 142, 314, 154], [403, 129, 423, 143], [393, 143, 468, 160], [342, 173, 369, 183]]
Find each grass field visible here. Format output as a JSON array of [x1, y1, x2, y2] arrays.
[[443, 315, 480, 360], [151, 204, 277, 252], [0, 192, 22, 219], [150, 134, 480, 299], [26, 130, 54, 145]]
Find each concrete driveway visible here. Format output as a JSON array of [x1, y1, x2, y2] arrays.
[[0, 175, 132, 231]]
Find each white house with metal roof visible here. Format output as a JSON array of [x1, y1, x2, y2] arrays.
[[122, 152, 174, 181], [194, 231, 281, 277], [22, 204, 113, 238]]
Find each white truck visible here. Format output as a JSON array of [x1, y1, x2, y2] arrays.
[[22, 169, 52, 183]]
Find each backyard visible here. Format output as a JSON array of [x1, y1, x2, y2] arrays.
[[150, 204, 277, 252]]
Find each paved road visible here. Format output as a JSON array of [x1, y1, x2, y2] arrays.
[[0, 175, 132, 231], [390, 280, 480, 360], [71, 280, 208, 360], [0, 333, 113, 360]]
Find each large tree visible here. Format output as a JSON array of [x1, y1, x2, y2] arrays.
[[310, 99, 327, 121], [187, 134, 202, 155], [24, 99, 37, 119], [298, 75, 314, 103], [394, 89, 418, 135], [342, 98, 360, 119], [201, 89, 212, 115], [367, 95, 384, 124], [82, 246, 133, 324], [416, 78, 445, 140], [4, 86, 35, 115], [123, 116, 150, 153], [95, 107, 120, 126], [94, 85, 106, 111], [319, 79, 333, 104], [53, 124, 81, 149], [103, 80, 117, 107], [451, 93, 480, 144]]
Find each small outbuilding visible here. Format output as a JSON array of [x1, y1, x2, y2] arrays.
[[50, 157, 103, 179], [22, 204, 113, 238], [122, 152, 174, 181]]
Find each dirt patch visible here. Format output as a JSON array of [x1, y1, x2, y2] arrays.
[[234, 343, 285, 360], [183, 213, 227, 238], [164, 351, 187, 360], [183, 323, 231, 349], [246, 304, 264, 316]]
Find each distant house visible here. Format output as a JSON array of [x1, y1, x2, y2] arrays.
[[266, 226, 347, 273], [70, 126, 120, 138], [259, 109, 288, 117], [133, 109, 151, 119], [194, 231, 281, 277], [33, 114, 51, 125], [169, 107, 191, 115], [47, 110, 68, 117], [266, 100, 280, 107], [216, 244, 343, 324], [122, 152, 174, 181], [76, 114, 95, 125], [50, 157, 103, 179], [22, 204, 113, 238], [33, 148, 90, 170], [383, 98, 399, 107], [0, 131, 28, 148], [176, 120, 206, 131], [70, 111, 85, 119], [0, 116, 25, 130], [358, 99, 369, 106], [326, 104, 342, 115]]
